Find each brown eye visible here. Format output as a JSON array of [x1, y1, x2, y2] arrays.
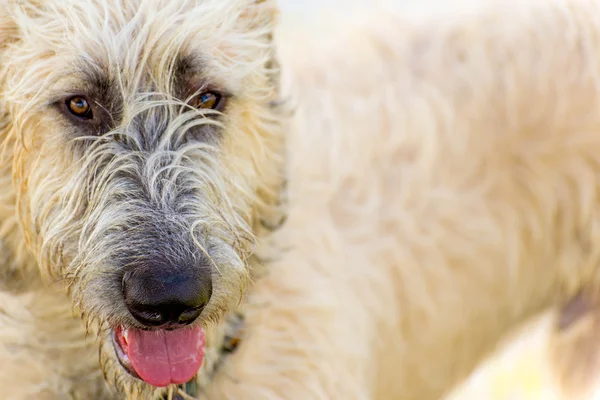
[[191, 91, 222, 110], [66, 96, 93, 119]]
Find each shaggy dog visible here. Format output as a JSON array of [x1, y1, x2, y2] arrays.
[[0, 0, 283, 398], [2, 0, 600, 399]]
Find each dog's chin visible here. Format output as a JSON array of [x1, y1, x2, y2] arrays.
[[110, 325, 206, 388]]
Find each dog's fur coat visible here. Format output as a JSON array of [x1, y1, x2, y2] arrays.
[[2, 0, 600, 399]]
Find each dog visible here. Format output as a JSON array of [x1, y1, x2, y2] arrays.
[[199, 1, 600, 399], [2, 0, 600, 399], [0, 0, 283, 398]]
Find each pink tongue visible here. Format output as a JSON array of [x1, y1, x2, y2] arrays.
[[127, 326, 206, 387]]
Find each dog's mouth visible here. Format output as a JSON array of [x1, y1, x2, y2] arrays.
[[111, 325, 206, 387]]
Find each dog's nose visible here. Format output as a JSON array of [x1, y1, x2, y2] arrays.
[[123, 266, 212, 327]]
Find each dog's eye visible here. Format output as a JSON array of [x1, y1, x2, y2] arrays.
[[190, 91, 222, 110], [66, 96, 93, 119]]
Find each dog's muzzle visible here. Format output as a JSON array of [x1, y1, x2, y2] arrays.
[[111, 257, 212, 387]]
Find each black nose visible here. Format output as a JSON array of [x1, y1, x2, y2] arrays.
[[123, 264, 212, 327]]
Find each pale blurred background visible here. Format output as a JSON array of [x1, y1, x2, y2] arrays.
[[274, 1, 588, 399]]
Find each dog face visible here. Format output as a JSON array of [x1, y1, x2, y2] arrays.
[[0, 0, 281, 395]]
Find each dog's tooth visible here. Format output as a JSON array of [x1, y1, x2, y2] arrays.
[[123, 329, 129, 342]]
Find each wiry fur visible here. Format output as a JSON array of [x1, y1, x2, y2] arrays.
[[2, 0, 600, 399], [0, 0, 283, 398]]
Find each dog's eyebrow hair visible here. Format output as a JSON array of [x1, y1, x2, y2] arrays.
[[79, 63, 112, 95], [46, 61, 112, 99], [175, 54, 205, 77]]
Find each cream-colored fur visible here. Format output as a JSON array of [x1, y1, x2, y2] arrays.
[[2, 0, 600, 399], [202, 1, 600, 399]]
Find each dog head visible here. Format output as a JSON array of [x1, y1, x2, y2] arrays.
[[0, 0, 282, 395]]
